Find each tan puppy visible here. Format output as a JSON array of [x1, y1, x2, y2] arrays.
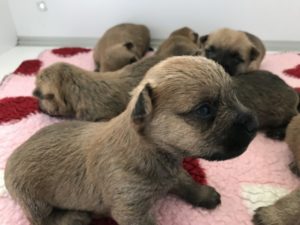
[[156, 27, 202, 57], [252, 115, 300, 225], [33, 55, 163, 121], [93, 23, 150, 72], [200, 28, 266, 76], [5, 56, 258, 225], [34, 38, 204, 122], [234, 70, 299, 140]]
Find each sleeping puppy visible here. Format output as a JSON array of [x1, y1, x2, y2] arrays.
[[34, 35, 203, 122], [252, 115, 300, 225], [200, 28, 266, 76], [93, 23, 151, 72], [234, 70, 299, 140], [33, 55, 163, 121], [156, 27, 202, 57]]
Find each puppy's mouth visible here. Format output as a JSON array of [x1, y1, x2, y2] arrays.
[[201, 114, 258, 161]]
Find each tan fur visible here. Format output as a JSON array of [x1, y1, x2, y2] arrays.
[[34, 37, 203, 122], [252, 115, 300, 225], [34, 55, 163, 121], [5, 56, 258, 225], [200, 28, 266, 75], [93, 23, 150, 72], [156, 27, 202, 57]]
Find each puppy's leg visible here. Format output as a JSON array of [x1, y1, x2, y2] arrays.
[[265, 126, 287, 140], [253, 188, 300, 225], [170, 168, 221, 209], [94, 61, 100, 72]]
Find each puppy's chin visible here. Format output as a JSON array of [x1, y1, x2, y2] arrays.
[[200, 124, 257, 161]]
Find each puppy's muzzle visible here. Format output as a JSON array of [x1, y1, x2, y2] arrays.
[[207, 112, 258, 161], [222, 112, 258, 158]]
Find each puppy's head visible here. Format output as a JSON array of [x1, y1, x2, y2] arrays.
[[200, 28, 260, 76], [156, 27, 202, 57], [129, 56, 258, 161], [33, 63, 74, 117], [170, 26, 200, 45], [102, 42, 139, 72]]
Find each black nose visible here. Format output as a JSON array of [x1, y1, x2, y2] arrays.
[[234, 112, 258, 134]]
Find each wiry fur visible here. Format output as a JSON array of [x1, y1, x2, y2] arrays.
[[233, 70, 299, 140], [156, 27, 202, 57], [5, 56, 258, 225], [200, 28, 266, 76], [93, 23, 151, 72], [252, 115, 300, 225]]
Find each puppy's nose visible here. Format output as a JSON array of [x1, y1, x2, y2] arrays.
[[235, 112, 258, 134]]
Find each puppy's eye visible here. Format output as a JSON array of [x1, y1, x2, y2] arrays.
[[129, 57, 137, 64], [44, 93, 54, 100], [195, 103, 213, 119], [231, 53, 244, 64]]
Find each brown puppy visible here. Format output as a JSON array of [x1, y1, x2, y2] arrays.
[[156, 26, 202, 57], [234, 70, 299, 140], [5, 56, 258, 225], [34, 38, 204, 122], [93, 23, 150, 72], [252, 115, 300, 225], [33, 55, 163, 121], [200, 28, 266, 76]]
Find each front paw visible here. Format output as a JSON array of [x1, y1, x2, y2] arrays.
[[253, 206, 282, 225], [194, 185, 221, 209]]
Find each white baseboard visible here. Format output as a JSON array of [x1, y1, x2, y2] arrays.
[[17, 36, 300, 51]]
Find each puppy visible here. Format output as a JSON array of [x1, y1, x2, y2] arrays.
[[5, 56, 258, 225], [234, 70, 299, 140], [33, 55, 163, 121], [34, 37, 203, 122], [156, 26, 202, 57], [93, 23, 150, 72], [252, 115, 300, 225], [200, 28, 266, 76]]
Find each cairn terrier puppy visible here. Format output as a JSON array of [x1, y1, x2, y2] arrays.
[[6, 56, 258, 225]]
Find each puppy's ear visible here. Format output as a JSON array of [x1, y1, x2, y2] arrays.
[[199, 35, 209, 44], [192, 32, 199, 44], [132, 83, 154, 133], [124, 42, 134, 50], [249, 47, 259, 61]]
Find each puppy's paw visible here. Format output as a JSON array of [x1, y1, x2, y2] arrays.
[[289, 161, 300, 177], [253, 206, 282, 225], [194, 185, 221, 209], [265, 128, 286, 140]]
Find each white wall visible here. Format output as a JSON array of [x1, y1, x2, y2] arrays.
[[0, 0, 17, 54], [8, 0, 300, 41]]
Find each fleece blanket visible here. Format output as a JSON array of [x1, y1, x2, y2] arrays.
[[0, 48, 300, 225]]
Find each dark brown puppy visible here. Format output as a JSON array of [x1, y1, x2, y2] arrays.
[[252, 115, 300, 225], [156, 27, 202, 57], [200, 28, 266, 76], [234, 70, 299, 140], [5, 56, 258, 225], [33, 55, 163, 121], [93, 23, 150, 72], [34, 38, 204, 122]]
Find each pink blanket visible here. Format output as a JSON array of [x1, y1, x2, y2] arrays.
[[1, 48, 300, 225]]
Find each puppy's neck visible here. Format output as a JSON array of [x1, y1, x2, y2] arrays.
[[105, 113, 183, 179]]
